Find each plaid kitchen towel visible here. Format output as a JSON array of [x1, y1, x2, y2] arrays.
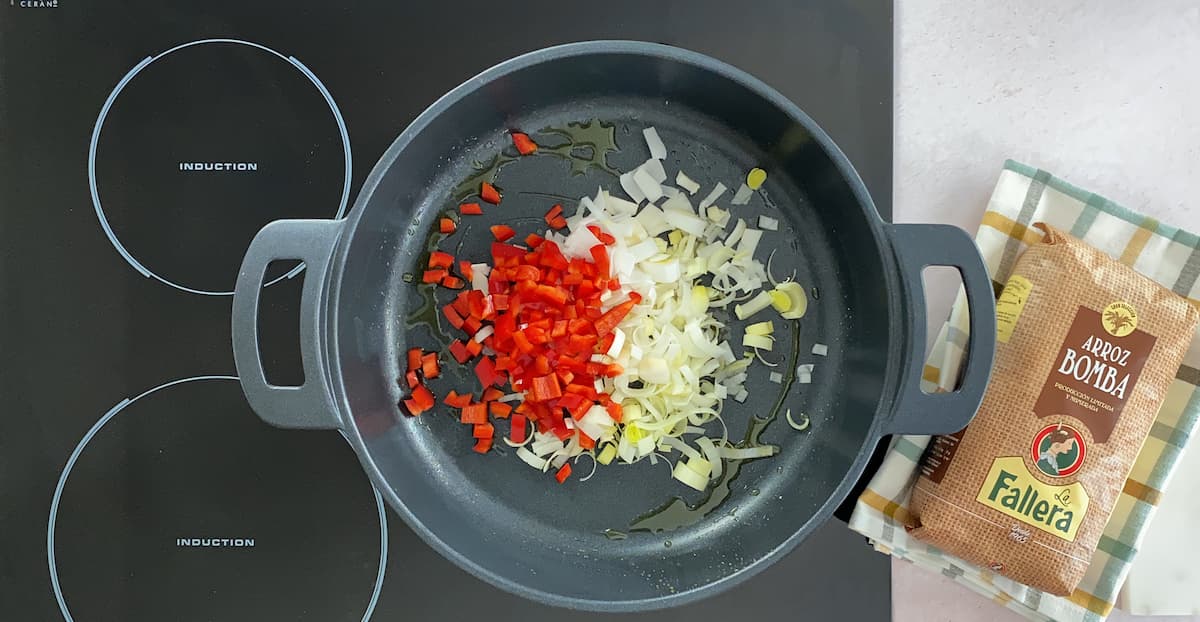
[[849, 160, 1200, 622]]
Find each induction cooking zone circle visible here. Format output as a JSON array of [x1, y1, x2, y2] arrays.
[[88, 39, 351, 296], [47, 376, 386, 622]]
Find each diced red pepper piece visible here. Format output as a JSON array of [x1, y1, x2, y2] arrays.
[[444, 390, 472, 408], [465, 339, 483, 357], [421, 352, 440, 379], [548, 216, 568, 230], [589, 245, 610, 278], [489, 224, 516, 242], [473, 422, 495, 439], [491, 294, 509, 311], [480, 182, 501, 205], [439, 218, 457, 234], [461, 403, 488, 425], [407, 348, 422, 372], [442, 304, 465, 329], [460, 202, 483, 215], [404, 384, 435, 416], [511, 131, 538, 155], [604, 401, 623, 423], [491, 242, 526, 260], [458, 260, 474, 281], [528, 374, 562, 402], [475, 357, 502, 387], [404, 370, 419, 389], [577, 431, 596, 450], [544, 204, 563, 225], [490, 402, 513, 419], [428, 251, 454, 269], [473, 437, 493, 454], [554, 463, 571, 484], [462, 315, 482, 336], [586, 224, 616, 245], [482, 387, 504, 402], [422, 269, 447, 284], [449, 340, 471, 364], [440, 275, 464, 289], [594, 299, 635, 337], [525, 233, 544, 248], [510, 414, 527, 444]]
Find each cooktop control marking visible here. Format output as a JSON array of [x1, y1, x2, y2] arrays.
[[47, 376, 387, 622], [87, 38, 352, 296]]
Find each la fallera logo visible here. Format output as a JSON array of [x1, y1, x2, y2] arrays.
[[1031, 423, 1086, 478]]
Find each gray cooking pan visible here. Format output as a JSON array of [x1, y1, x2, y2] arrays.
[[231, 41, 994, 611]]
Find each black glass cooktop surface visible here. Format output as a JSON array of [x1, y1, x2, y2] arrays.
[[0, 1, 893, 620]]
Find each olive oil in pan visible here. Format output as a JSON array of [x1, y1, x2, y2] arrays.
[[449, 118, 621, 202], [627, 320, 804, 534]]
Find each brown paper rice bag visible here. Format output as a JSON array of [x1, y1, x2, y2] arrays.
[[909, 223, 1199, 595]]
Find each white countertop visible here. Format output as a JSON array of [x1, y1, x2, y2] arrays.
[[892, 2, 1200, 621]]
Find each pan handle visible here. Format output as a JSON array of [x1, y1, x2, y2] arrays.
[[232, 219, 344, 430], [882, 223, 995, 436]]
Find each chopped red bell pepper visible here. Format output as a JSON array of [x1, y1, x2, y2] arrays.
[[428, 251, 454, 270], [440, 275, 464, 289], [482, 387, 504, 402], [589, 245, 610, 278], [480, 182, 501, 205], [422, 269, 447, 284], [421, 352, 440, 379], [544, 204, 563, 225], [489, 224, 516, 242], [403, 384, 435, 416], [449, 340, 471, 364], [511, 131, 538, 155], [475, 357, 502, 387], [444, 390, 472, 408], [458, 260, 474, 281], [594, 299, 635, 337], [586, 224, 616, 245], [404, 370, 419, 389], [460, 202, 483, 215], [473, 422, 494, 439], [473, 437, 493, 454], [554, 463, 571, 484], [460, 403, 488, 425], [510, 413, 527, 443], [407, 348, 422, 372], [442, 305, 465, 329], [439, 218, 457, 234], [490, 402, 513, 419]]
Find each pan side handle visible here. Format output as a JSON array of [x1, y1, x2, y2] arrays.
[[882, 224, 995, 436], [232, 219, 344, 430]]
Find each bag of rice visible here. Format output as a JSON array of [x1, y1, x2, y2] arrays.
[[910, 223, 1199, 595]]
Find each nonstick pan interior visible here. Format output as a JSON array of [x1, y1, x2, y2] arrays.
[[330, 46, 895, 608]]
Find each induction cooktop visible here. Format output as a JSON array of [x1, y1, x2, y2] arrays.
[[0, 2, 894, 620]]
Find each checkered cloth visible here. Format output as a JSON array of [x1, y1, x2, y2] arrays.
[[849, 160, 1200, 621]]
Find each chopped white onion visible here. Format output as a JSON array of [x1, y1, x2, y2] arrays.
[[717, 445, 778, 460], [643, 127, 667, 160], [641, 158, 668, 183], [698, 183, 727, 210], [672, 459, 709, 491], [812, 343, 828, 356], [675, 171, 701, 194], [758, 216, 779, 231], [633, 167, 663, 202], [769, 371, 783, 383], [620, 171, 646, 203], [731, 183, 754, 205]]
